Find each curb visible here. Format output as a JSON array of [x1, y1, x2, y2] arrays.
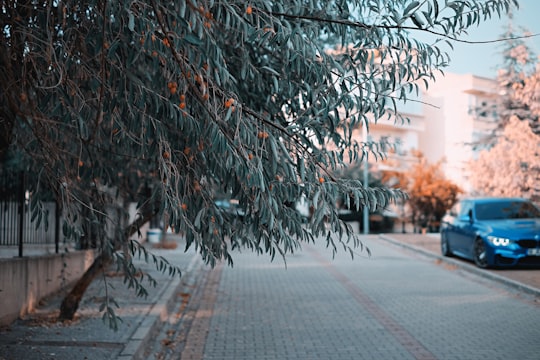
[[378, 234, 540, 298], [118, 253, 202, 360]]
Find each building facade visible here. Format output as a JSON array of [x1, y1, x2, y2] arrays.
[[362, 72, 499, 195], [420, 73, 498, 193]]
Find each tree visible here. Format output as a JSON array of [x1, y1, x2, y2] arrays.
[[495, 21, 540, 135], [0, 0, 518, 323], [469, 116, 540, 202], [512, 60, 540, 135], [387, 151, 461, 232], [468, 19, 540, 201], [471, 19, 539, 149]]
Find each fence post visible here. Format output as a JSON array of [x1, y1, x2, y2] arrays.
[[17, 171, 26, 257], [55, 199, 61, 253]]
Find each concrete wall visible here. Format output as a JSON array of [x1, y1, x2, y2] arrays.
[[0, 250, 97, 326]]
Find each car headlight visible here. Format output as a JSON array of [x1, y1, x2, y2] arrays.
[[487, 236, 512, 247]]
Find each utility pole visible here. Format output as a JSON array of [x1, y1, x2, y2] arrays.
[[362, 126, 370, 235]]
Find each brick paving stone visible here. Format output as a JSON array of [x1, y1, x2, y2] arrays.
[[179, 234, 540, 360]]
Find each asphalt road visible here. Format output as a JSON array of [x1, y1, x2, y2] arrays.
[[145, 234, 540, 360]]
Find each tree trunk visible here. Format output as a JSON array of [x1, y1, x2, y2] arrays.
[[57, 207, 155, 322], [58, 252, 111, 321]]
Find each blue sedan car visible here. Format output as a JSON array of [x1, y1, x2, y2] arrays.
[[440, 197, 540, 268]]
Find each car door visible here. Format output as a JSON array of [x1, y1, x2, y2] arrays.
[[451, 200, 475, 257]]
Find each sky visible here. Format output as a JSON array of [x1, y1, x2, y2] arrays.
[[442, 1, 540, 78]]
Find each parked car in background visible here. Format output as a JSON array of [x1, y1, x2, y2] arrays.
[[337, 208, 398, 233], [214, 198, 245, 219], [440, 197, 540, 268]]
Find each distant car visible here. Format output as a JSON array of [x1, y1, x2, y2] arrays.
[[337, 208, 397, 233], [440, 197, 540, 268], [214, 199, 245, 218]]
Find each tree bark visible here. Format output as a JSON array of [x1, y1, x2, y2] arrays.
[[57, 207, 155, 322], [58, 252, 111, 321]]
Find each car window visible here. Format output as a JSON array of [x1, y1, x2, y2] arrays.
[[475, 200, 540, 220], [458, 201, 472, 218], [448, 202, 460, 217]]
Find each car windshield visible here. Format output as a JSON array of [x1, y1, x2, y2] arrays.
[[475, 200, 540, 220]]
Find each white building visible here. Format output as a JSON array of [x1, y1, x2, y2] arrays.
[[362, 72, 498, 195], [420, 73, 498, 193]]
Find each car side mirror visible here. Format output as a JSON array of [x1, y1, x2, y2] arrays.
[[468, 209, 474, 224]]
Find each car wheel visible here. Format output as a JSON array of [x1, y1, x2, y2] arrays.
[[441, 232, 453, 257], [473, 237, 489, 268]]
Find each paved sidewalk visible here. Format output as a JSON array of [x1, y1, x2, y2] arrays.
[[0, 231, 537, 360], [0, 234, 203, 360], [162, 235, 540, 360]]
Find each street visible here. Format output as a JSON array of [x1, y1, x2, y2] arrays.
[[146, 235, 540, 360]]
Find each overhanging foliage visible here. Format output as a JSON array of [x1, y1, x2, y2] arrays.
[[0, 0, 518, 264]]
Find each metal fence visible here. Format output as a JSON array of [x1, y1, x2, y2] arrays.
[[0, 171, 61, 256]]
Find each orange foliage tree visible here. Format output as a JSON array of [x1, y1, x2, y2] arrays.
[[383, 151, 462, 232]]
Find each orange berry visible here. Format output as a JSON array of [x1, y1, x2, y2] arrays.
[[179, 94, 186, 101], [179, 102, 186, 109], [246, 5, 253, 15], [163, 151, 170, 159], [225, 98, 234, 108], [181, 203, 188, 211], [163, 37, 170, 47], [78, 160, 84, 167], [319, 177, 325, 184], [202, 93, 209, 101], [248, 153, 254, 160]]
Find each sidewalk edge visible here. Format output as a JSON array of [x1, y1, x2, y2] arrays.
[[117, 253, 201, 360], [378, 234, 540, 297]]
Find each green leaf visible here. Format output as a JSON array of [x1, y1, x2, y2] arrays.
[[411, 14, 424, 28], [184, 34, 203, 46], [403, 1, 420, 17], [128, 12, 135, 32]]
